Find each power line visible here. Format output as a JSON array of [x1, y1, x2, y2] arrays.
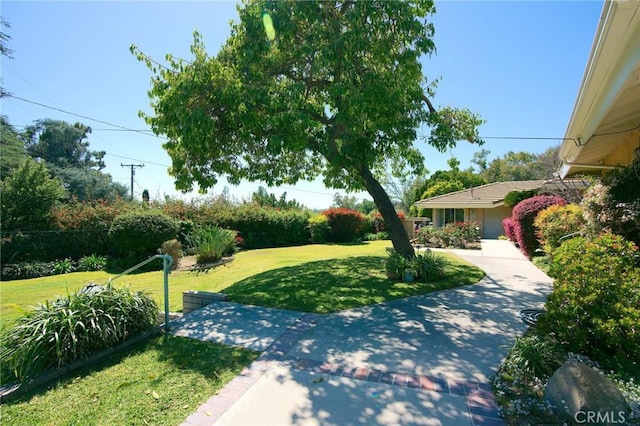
[[6, 94, 166, 140], [105, 153, 170, 168]]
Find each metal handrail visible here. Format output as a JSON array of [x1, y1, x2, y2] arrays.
[[109, 254, 174, 331]]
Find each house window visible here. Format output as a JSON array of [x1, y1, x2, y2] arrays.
[[437, 208, 465, 225]]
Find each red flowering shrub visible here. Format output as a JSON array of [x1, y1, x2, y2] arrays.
[[512, 195, 566, 257], [502, 217, 516, 242], [322, 208, 365, 242]]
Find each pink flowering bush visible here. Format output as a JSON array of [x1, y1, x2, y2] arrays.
[[512, 195, 566, 257], [502, 217, 516, 242]]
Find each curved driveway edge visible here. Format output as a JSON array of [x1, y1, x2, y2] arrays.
[[178, 240, 553, 425]]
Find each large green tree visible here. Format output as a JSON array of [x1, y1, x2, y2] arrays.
[[24, 119, 104, 170], [22, 119, 127, 201], [482, 146, 560, 183], [133, 0, 483, 258], [0, 116, 26, 179], [0, 157, 66, 231]]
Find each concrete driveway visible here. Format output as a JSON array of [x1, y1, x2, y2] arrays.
[[174, 240, 553, 426]]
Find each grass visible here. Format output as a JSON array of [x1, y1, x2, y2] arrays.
[[530, 255, 551, 274], [1, 241, 485, 324], [224, 253, 485, 313], [0, 243, 484, 424], [0, 334, 258, 426]]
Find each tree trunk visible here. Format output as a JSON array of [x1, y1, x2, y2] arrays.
[[358, 165, 415, 259]]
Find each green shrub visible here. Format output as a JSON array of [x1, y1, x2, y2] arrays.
[[539, 233, 640, 372], [186, 225, 237, 264], [217, 205, 310, 249], [108, 211, 177, 257], [364, 231, 389, 241], [0, 261, 54, 281], [503, 333, 565, 381], [582, 165, 640, 246], [414, 222, 480, 249], [385, 251, 409, 280], [52, 258, 75, 275], [412, 252, 447, 281], [385, 250, 447, 282], [308, 214, 331, 243], [322, 208, 365, 242], [161, 239, 182, 270], [77, 254, 108, 272], [534, 204, 585, 253], [504, 189, 538, 208], [0, 283, 159, 381]]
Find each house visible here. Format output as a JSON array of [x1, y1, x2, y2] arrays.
[[413, 180, 545, 238], [557, 0, 640, 178]]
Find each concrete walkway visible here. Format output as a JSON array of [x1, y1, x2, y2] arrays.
[[171, 240, 553, 426]]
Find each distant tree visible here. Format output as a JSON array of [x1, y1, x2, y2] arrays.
[[414, 161, 485, 201], [133, 0, 483, 259], [53, 167, 128, 202], [332, 193, 377, 214], [483, 146, 560, 182], [0, 158, 66, 231], [471, 149, 491, 173], [1, 17, 12, 98], [381, 172, 428, 213], [22, 119, 127, 201], [0, 17, 11, 59], [332, 193, 359, 210], [355, 199, 377, 215], [24, 120, 104, 170], [251, 186, 303, 210], [0, 116, 26, 179]]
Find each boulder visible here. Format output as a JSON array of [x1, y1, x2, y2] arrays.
[[544, 360, 629, 425]]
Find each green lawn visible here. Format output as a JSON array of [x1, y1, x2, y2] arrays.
[[0, 242, 485, 424], [0, 335, 258, 425], [1, 241, 485, 325]]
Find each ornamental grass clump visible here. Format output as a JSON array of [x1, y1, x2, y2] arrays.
[[185, 225, 238, 264], [0, 283, 159, 382]]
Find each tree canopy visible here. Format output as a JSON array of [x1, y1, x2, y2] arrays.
[[481, 146, 560, 183], [133, 0, 483, 257], [0, 116, 26, 179], [21, 119, 127, 201], [0, 157, 66, 231]]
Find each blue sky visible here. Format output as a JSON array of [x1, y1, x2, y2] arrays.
[[1, 1, 603, 209]]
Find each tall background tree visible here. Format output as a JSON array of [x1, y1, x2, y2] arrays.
[[481, 146, 561, 182], [0, 116, 26, 179], [133, 0, 483, 258], [1, 17, 12, 98], [22, 119, 127, 201], [251, 186, 303, 210]]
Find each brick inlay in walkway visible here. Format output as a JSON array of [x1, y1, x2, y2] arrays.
[[182, 311, 503, 426]]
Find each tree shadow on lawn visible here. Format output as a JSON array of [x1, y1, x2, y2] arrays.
[[223, 256, 484, 314]]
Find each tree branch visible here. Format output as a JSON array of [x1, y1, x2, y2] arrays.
[[422, 94, 436, 114]]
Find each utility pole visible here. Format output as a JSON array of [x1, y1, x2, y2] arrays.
[[121, 163, 144, 200]]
